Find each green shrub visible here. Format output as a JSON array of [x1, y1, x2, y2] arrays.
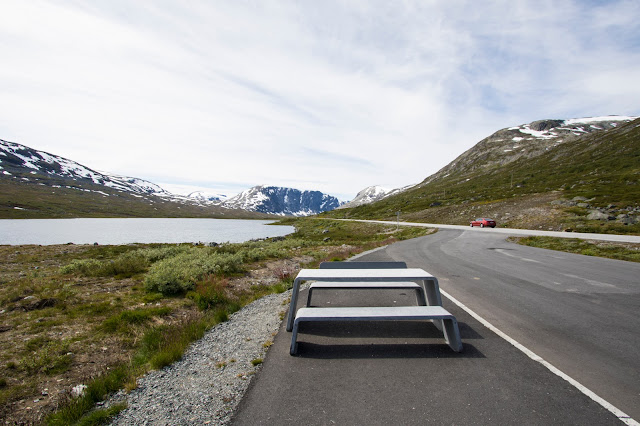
[[136, 246, 191, 263], [60, 251, 149, 278], [144, 249, 244, 295], [60, 259, 103, 276]]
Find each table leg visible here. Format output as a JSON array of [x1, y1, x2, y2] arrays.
[[424, 278, 444, 331], [286, 278, 302, 332], [424, 278, 442, 306]]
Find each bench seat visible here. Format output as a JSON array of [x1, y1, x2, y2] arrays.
[[290, 306, 463, 355], [306, 281, 427, 307]]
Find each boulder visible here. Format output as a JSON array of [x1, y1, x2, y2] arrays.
[[617, 214, 638, 225], [587, 210, 609, 221]]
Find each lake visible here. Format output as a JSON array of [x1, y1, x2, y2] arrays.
[[0, 218, 295, 246]]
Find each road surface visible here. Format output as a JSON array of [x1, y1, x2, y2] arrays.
[[232, 227, 639, 424]]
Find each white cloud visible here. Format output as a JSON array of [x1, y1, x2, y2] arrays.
[[1, 0, 639, 201]]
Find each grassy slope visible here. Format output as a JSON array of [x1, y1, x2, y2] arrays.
[[323, 118, 640, 233]]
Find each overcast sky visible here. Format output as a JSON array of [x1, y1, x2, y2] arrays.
[[1, 1, 639, 201]]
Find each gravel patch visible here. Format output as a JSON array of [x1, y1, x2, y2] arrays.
[[108, 288, 298, 425]]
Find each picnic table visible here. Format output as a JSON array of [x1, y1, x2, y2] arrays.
[[287, 265, 463, 355]]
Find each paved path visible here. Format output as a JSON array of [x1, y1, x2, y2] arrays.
[[232, 230, 638, 424]]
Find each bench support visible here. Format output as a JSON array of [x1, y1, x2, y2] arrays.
[[290, 306, 463, 355]]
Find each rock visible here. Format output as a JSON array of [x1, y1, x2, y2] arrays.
[[587, 210, 609, 220], [529, 119, 564, 131], [23, 298, 58, 311], [573, 196, 589, 202], [577, 203, 590, 208], [617, 214, 638, 225], [551, 199, 573, 206]]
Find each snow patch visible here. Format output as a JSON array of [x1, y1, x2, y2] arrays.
[[564, 115, 637, 125]]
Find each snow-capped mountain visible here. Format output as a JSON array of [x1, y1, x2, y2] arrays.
[[185, 190, 229, 203], [339, 186, 391, 209], [222, 185, 342, 216], [339, 184, 417, 209], [421, 115, 638, 186], [0, 138, 174, 197], [1, 138, 344, 217]]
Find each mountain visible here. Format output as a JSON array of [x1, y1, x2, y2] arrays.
[[421, 116, 637, 186], [324, 115, 640, 233], [222, 185, 342, 216], [0, 139, 265, 219], [339, 185, 414, 209], [185, 190, 229, 203], [339, 116, 636, 210], [0, 138, 344, 218], [0, 138, 171, 196], [339, 186, 391, 208]]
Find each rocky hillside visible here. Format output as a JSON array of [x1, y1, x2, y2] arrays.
[[222, 185, 342, 216], [324, 116, 640, 234], [421, 116, 637, 186]]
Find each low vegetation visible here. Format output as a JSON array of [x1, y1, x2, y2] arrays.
[[0, 218, 433, 424], [510, 236, 640, 263]]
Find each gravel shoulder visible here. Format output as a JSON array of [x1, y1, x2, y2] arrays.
[[108, 286, 302, 425]]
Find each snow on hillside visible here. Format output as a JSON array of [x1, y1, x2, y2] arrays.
[[0, 139, 170, 196]]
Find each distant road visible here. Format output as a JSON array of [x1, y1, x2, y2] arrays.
[[380, 227, 640, 421], [339, 219, 640, 243]]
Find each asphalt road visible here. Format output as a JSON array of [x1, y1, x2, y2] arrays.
[[232, 228, 639, 425]]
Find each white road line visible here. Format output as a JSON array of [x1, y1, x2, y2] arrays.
[[441, 289, 639, 425]]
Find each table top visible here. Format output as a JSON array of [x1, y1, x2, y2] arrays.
[[295, 268, 435, 281]]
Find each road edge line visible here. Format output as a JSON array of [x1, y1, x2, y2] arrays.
[[440, 289, 639, 426]]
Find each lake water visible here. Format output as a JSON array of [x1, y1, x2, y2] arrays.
[[0, 218, 295, 246]]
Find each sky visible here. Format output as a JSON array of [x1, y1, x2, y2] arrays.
[[1, 1, 639, 201]]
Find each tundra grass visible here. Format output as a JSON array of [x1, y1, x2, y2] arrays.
[[510, 236, 640, 263]]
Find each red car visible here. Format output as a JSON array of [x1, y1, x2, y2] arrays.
[[470, 218, 496, 228]]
